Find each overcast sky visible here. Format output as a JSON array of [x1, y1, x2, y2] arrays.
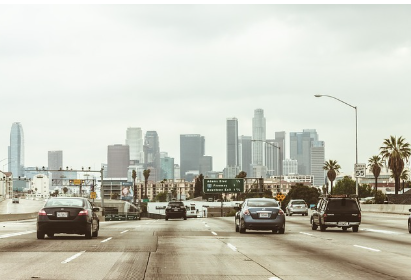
[[1, 4, 411, 175]]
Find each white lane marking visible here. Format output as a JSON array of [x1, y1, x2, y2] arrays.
[[361, 228, 400, 235], [120, 230, 129, 234], [268, 277, 282, 280], [0, 230, 36, 239], [61, 251, 86, 264], [227, 243, 237, 252], [211, 231, 217, 236], [101, 237, 112, 243], [300, 232, 314, 236], [354, 245, 381, 252], [135, 225, 141, 228], [205, 224, 210, 228]]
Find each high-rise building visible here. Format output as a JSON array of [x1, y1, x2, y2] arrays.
[[48, 151, 63, 180], [311, 141, 325, 187], [180, 134, 205, 179], [9, 122, 25, 178], [107, 144, 130, 178], [144, 131, 161, 182], [160, 153, 174, 180], [283, 159, 298, 175], [252, 109, 266, 166], [199, 155, 213, 175], [126, 127, 144, 164], [238, 135, 252, 176], [226, 118, 238, 167], [265, 140, 280, 177], [274, 131, 286, 176]]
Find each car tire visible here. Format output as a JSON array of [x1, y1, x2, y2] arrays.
[[165, 216, 168, 221], [289, 213, 292, 217], [235, 220, 239, 232], [320, 223, 326, 232], [85, 222, 93, 239], [37, 231, 45, 239], [342, 227, 348, 231], [408, 221, 411, 233], [311, 219, 318, 230], [47, 233, 54, 238], [352, 226, 359, 232], [92, 223, 99, 237], [278, 224, 285, 234], [239, 219, 246, 234], [184, 216, 187, 220]]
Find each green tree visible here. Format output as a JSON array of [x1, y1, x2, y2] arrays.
[[400, 169, 409, 194], [333, 176, 355, 195], [375, 190, 385, 204], [143, 169, 151, 199], [154, 191, 168, 202], [368, 155, 383, 199], [235, 171, 247, 178], [358, 184, 374, 198], [380, 136, 411, 194], [62, 187, 68, 194], [282, 184, 321, 211], [194, 174, 204, 197], [323, 160, 341, 194]]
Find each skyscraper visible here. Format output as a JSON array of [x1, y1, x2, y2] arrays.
[[274, 131, 286, 176], [126, 127, 144, 164], [9, 122, 25, 178], [238, 135, 252, 176], [226, 118, 238, 167], [48, 151, 63, 180], [107, 144, 130, 178], [311, 141, 325, 187], [252, 109, 266, 166], [144, 131, 161, 182], [180, 134, 205, 180], [265, 139, 280, 177]]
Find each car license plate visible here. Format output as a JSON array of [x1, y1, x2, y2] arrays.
[[259, 213, 269, 218], [57, 212, 68, 218], [174, 209, 178, 211], [338, 221, 348, 226]]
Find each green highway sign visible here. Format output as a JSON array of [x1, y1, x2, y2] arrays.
[[203, 179, 244, 194]]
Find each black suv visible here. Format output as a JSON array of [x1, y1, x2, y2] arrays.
[[165, 201, 187, 220], [311, 194, 361, 232]]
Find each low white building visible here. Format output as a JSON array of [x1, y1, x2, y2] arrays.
[[32, 174, 50, 198]]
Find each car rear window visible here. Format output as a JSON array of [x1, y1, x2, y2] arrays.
[[292, 201, 305, 205], [248, 200, 278, 207], [169, 202, 184, 207], [45, 199, 84, 207], [327, 199, 359, 211]]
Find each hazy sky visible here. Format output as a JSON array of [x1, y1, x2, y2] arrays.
[[1, 4, 411, 175]]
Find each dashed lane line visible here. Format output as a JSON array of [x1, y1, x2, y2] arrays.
[[101, 237, 112, 243], [353, 245, 381, 252], [61, 251, 86, 264]]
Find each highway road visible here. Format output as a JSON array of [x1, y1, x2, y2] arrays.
[[0, 207, 410, 280]]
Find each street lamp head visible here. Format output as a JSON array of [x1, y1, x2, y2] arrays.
[[314, 95, 322, 98]]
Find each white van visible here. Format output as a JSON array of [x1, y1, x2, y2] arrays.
[[186, 204, 197, 218]]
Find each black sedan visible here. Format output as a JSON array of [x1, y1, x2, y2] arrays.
[[235, 198, 285, 234], [37, 197, 100, 239]]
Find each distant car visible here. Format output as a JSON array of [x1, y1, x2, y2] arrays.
[[285, 199, 308, 216], [235, 198, 285, 234], [36, 197, 100, 239], [165, 201, 187, 220], [311, 194, 361, 232], [12, 197, 19, 204], [185, 203, 197, 218]]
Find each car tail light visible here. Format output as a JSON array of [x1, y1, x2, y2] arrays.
[[38, 209, 47, 216], [278, 209, 284, 216], [323, 213, 327, 220], [243, 209, 250, 215], [78, 210, 88, 216]]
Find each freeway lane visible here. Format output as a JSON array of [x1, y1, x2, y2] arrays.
[[0, 212, 410, 279]]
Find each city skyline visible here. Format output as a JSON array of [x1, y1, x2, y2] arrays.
[[1, 5, 411, 175]]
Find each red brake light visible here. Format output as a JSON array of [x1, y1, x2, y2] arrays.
[[78, 210, 88, 216], [243, 209, 250, 216], [38, 209, 46, 216], [278, 209, 284, 216]]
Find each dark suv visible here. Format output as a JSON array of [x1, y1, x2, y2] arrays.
[[311, 194, 361, 232], [165, 201, 187, 220]]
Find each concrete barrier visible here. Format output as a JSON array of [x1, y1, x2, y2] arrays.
[[361, 204, 411, 215], [0, 212, 38, 222]]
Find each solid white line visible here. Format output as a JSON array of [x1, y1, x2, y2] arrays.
[[227, 243, 237, 252], [0, 230, 36, 239], [211, 231, 217, 235], [120, 230, 129, 234], [101, 237, 112, 243], [361, 228, 400, 235], [354, 245, 381, 252], [300, 232, 314, 236], [61, 251, 86, 264]]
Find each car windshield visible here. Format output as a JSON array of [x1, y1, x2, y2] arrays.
[[248, 200, 278, 207], [45, 199, 84, 207], [327, 199, 359, 211]]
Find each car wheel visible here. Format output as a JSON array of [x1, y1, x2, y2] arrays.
[[285, 210, 289, 216], [342, 227, 348, 231], [184, 216, 187, 220], [239, 219, 246, 233], [278, 224, 285, 234], [320, 223, 326, 232], [92, 222, 99, 237], [408, 220, 411, 233], [235, 220, 239, 232], [47, 233, 54, 238], [37, 231, 45, 239], [352, 226, 359, 232], [85, 222, 93, 239], [311, 219, 318, 230], [289, 213, 292, 217]]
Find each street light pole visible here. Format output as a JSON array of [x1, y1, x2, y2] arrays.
[[315, 94, 358, 195]]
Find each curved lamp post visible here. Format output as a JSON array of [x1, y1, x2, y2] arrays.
[[314, 94, 358, 195]]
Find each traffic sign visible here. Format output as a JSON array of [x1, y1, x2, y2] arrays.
[[73, 179, 82, 185], [354, 163, 366, 178], [90, 192, 97, 199], [203, 179, 244, 194]]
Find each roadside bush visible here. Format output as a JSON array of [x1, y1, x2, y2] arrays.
[[225, 209, 237, 217]]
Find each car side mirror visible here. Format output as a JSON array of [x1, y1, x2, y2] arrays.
[[92, 207, 100, 212], [234, 206, 240, 212]]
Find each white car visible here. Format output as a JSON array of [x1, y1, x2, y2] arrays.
[[285, 199, 308, 216], [185, 204, 198, 218]]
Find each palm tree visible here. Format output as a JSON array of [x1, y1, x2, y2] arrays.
[[380, 136, 411, 195], [143, 169, 151, 199], [400, 169, 409, 194], [368, 155, 383, 198], [323, 160, 341, 194]]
